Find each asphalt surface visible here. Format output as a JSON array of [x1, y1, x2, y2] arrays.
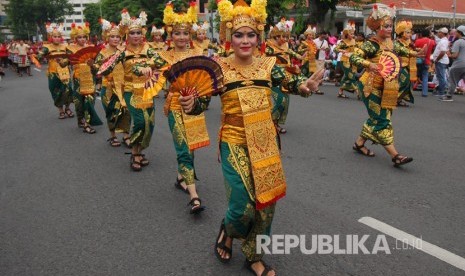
[[1, 68, 464, 276]]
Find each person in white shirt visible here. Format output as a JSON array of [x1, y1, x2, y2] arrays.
[[432, 27, 449, 96], [313, 31, 329, 71]]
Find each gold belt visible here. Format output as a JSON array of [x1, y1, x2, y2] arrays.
[[223, 115, 244, 128]]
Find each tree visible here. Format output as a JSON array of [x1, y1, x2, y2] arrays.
[[84, 0, 167, 39], [5, 0, 73, 40]]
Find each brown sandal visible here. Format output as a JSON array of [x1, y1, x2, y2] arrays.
[[130, 154, 142, 171], [83, 125, 96, 134], [353, 142, 375, 157], [65, 108, 74, 118], [392, 154, 413, 167], [107, 137, 121, 147], [58, 112, 66, 119]]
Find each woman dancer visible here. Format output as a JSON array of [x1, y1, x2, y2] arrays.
[[137, 2, 207, 214], [173, 0, 323, 274], [350, 4, 414, 167], [98, 11, 154, 171], [37, 23, 74, 119], [67, 22, 102, 133], [93, 19, 130, 147], [334, 22, 359, 98]]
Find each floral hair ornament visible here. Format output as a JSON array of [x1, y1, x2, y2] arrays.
[[118, 9, 148, 39], [46, 22, 65, 42], [217, 0, 267, 53], [163, 1, 198, 42], [151, 25, 165, 36], [304, 25, 316, 36], [367, 3, 396, 31], [100, 18, 121, 41], [70, 22, 90, 40], [343, 21, 356, 35], [192, 21, 210, 36], [269, 17, 294, 38], [395, 20, 413, 35]]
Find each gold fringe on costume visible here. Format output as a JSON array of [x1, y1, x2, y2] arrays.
[[409, 57, 417, 82], [75, 64, 94, 95], [381, 79, 399, 109], [182, 112, 210, 150], [132, 75, 153, 109], [236, 87, 286, 209]]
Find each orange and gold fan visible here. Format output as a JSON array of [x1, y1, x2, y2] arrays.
[[378, 51, 401, 82], [164, 56, 224, 97], [69, 46, 101, 65], [29, 54, 41, 69]]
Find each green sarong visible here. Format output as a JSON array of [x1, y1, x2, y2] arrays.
[[271, 86, 290, 125], [340, 63, 358, 93], [72, 79, 102, 126], [167, 110, 196, 186], [359, 86, 394, 146], [398, 67, 414, 104], [220, 141, 275, 262], [100, 87, 130, 133], [48, 73, 72, 108], [123, 92, 154, 150]]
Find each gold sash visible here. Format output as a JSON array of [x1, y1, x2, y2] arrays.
[[56, 65, 70, 83], [381, 80, 399, 109], [409, 57, 417, 82], [111, 63, 126, 107], [132, 74, 153, 109], [182, 112, 210, 150], [236, 87, 286, 209], [75, 64, 94, 95]]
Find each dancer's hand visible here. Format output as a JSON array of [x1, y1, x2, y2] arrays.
[[368, 63, 379, 73], [179, 95, 195, 114], [299, 68, 324, 94], [140, 67, 152, 78]]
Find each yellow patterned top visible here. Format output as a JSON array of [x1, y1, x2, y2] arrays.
[[217, 56, 275, 144], [149, 41, 167, 52], [38, 43, 68, 75], [99, 43, 156, 93], [93, 47, 119, 87]]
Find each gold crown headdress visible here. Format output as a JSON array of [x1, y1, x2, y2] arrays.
[[163, 1, 198, 38], [151, 25, 165, 36], [304, 25, 316, 36], [343, 21, 355, 35], [119, 9, 148, 37], [100, 18, 121, 41], [70, 22, 90, 40], [218, 0, 267, 52], [367, 4, 396, 31], [395, 20, 413, 35], [46, 22, 65, 41], [192, 21, 209, 35], [269, 17, 294, 38]]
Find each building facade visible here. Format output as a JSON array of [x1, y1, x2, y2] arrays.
[[62, 0, 99, 38], [0, 0, 11, 39]]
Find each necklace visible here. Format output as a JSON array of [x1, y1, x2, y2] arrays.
[[374, 37, 393, 51], [126, 44, 143, 57]]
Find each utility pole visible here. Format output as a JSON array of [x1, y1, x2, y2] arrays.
[[453, 0, 456, 29]]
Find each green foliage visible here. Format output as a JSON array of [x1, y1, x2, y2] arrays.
[[84, 0, 168, 39], [5, 0, 73, 39]]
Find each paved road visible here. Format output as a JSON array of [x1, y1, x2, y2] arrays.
[[1, 69, 464, 275]]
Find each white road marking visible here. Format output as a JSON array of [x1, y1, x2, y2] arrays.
[[358, 216, 465, 271]]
